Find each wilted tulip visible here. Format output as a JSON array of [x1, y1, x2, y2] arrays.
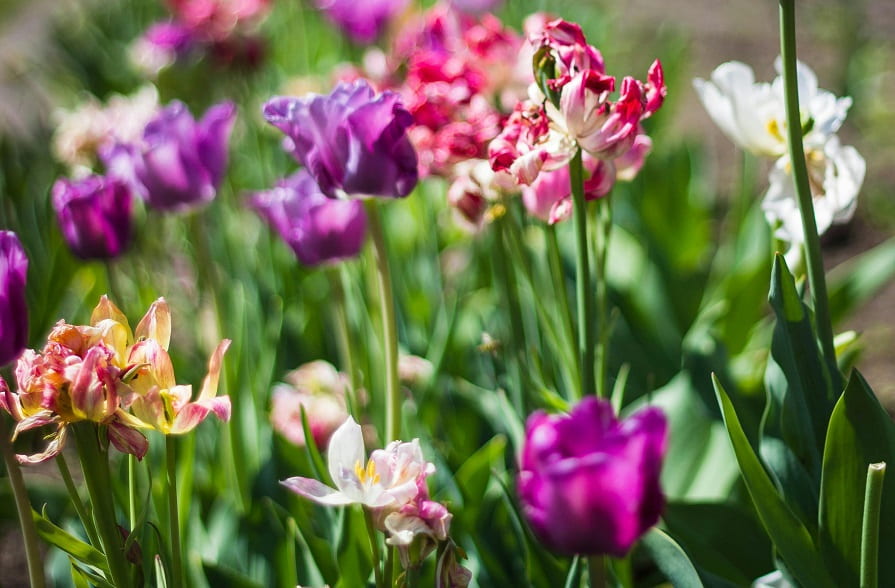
[[518, 396, 668, 557], [0, 231, 28, 366], [263, 80, 418, 199], [52, 175, 134, 260]]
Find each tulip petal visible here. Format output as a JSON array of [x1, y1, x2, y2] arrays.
[[135, 297, 172, 350], [281, 476, 356, 505]]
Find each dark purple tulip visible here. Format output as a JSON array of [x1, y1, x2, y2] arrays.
[[263, 80, 418, 199], [132, 100, 236, 212], [52, 175, 134, 260], [314, 0, 408, 44], [0, 231, 28, 366], [249, 170, 367, 266], [518, 397, 668, 557]]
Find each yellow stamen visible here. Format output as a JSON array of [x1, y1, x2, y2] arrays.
[[354, 459, 380, 485], [766, 119, 785, 142]]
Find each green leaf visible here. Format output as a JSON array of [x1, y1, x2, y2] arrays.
[[335, 506, 373, 588], [828, 236, 895, 326], [300, 404, 332, 487], [761, 254, 840, 525], [819, 370, 895, 586], [455, 435, 507, 506], [713, 376, 835, 587], [639, 528, 703, 588], [32, 507, 108, 571], [154, 555, 168, 588], [202, 561, 265, 588]]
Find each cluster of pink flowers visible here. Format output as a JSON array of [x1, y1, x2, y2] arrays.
[[490, 18, 666, 222], [0, 296, 231, 464], [132, 0, 272, 74]]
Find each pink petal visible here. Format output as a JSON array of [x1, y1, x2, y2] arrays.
[[280, 477, 356, 505]]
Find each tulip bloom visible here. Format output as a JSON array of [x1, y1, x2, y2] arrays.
[[268, 360, 350, 448], [693, 58, 864, 249], [131, 100, 236, 211], [0, 231, 28, 366], [518, 397, 668, 557], [282, 416, 431, 508], [263, 80, 418, 199], [52, 175, 134, 260], [249, 171, 367, 266], [314, 0, 408, 44]]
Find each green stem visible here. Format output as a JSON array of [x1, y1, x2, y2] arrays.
[[329, 268, 360, 413], [570, 148, 595, 399], [0, 416, 46, 588], [363, 508, 384, 588], [546, 224, 578, 394], [778, 0, 837, 369], [364, 201, 401, 442], [57, 453, 102, 549], [861, 462, 886, 588], [383, 545, 396, 588], [594, 197, 612, 399], [128, 455, 137, 532], [166, 436, 183, 588], [588, 555, 607, 588], [72, 422, 132, 588], [493, 212, 526, 412]]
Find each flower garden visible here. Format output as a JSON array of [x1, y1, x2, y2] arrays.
[[1, 0, 894, 586]]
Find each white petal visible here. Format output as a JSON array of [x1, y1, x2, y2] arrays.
[[281, 477, 356, 505], [326, 416, 365, 493]]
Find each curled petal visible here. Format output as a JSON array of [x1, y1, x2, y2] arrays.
[[16, 423, 68, 465], [281, 476, 356, 505], [168, 395, 231, 434], [198, 339, 231, 402], [107, 419, 149, 459], [134, 297, 171, 350]]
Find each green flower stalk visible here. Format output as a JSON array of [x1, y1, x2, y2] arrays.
[[778, 0, 837, 368]]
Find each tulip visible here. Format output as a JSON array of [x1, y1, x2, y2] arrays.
[[518, 396, 667, 557], [0, 232, 28, 366], [249, 170, 367, 266], [51, 175, 134, 260], [268, 360, 350, 448], [282, 415, 432, 509], [263, 80, 418, 199], [314, 0, 408, 44], [132, 100, 236, 211]]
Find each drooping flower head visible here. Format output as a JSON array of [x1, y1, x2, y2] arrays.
[[249, 170, 367, 266], [0, 231, 28, 367], [127, 100, 236, 212], [518, 396, 668, 557], [268, 360, 351, 448], [52, 175, 134, 260], [315, 0, 409, 44], [263, 80, 418, 199]]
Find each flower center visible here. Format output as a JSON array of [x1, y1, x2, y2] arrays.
[[354, 458, 381, 486]]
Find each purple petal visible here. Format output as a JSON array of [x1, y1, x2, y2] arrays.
[[0, 231, 28, 366], [281, 476, 356, 505]]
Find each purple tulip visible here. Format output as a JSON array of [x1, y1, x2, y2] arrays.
[[249, 170, 367, 266], [314, 0, 408, 44], [52, 175, 134, 260], [263, 80, 418, 199], [518, 396, 668, 557], [0, 231, 28, 366], [132, 100, 236, 212]]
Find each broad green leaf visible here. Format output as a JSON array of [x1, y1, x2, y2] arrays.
[[335, 506, 373, 588], [819, 370, 895, 587], [663, 502, 773, 585], [761, 254, 840, 525], [640, 528, 703, 588], [32, 508, 108, 571], [69, 558, 114, 588], [455, 435, 507, 507], [713, 376, 835, 587]]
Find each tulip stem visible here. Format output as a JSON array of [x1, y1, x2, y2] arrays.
[[364, 201, 401, 442], [0, 416, 46, 588], [546, 224, 580, 396], [72, 422, 132, 588], [593, 196, 612, 400], [570, 148, 595, 399], [362, 508, 384, 588], [166, 435, 184, 588], [329, 268, 360, 413], [588, 555, 608, 588], [778, 0, 837, 370], [57, 453, 102, 549], [861, 462, 886, 588]]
